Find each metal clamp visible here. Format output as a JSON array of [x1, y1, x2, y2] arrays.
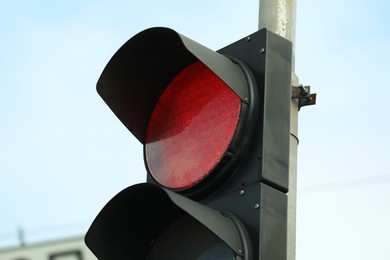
[[292, 85, 316, 110]]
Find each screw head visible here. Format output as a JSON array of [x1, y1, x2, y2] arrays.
[[260, 48, 265, 53], [254, 203, 260, 209]]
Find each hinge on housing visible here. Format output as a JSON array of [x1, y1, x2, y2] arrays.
[[292, 85, 316, 110]]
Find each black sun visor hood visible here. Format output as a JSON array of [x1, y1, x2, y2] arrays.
[[97, 27, 249, 144]]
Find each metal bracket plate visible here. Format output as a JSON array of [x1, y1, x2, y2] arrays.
[[292, 85, 316, 109]]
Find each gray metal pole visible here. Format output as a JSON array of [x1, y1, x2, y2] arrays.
[[259, 1, 299, 260]]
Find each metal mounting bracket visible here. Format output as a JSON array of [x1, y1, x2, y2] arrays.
[[292, 85, 316, 110]]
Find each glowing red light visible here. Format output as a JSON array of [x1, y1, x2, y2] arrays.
[[145, 61, 241, 190]]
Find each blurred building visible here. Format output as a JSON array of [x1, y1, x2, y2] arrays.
[[0, 236, 96, 260]]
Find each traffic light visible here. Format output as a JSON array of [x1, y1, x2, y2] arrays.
[[85, 27, 292, 260]]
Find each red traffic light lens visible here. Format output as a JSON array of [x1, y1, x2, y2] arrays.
[[145, 61, 241, 190]]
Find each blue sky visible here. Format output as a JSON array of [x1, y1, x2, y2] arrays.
[[1, 0, 390, 259]]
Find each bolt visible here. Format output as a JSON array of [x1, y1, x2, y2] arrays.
[[244, 97, 248, 102], [257, 154, 262, 160], [239, 190, 245, 195], [254, 203, 260, 209], [260, 48, 265, 53], [245, 36, 251, 42]]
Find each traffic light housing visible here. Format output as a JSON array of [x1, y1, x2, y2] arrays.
[[85, 27, 292, 260]]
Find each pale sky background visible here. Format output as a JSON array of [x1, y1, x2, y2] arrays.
[[1, 0, 390, 259]]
